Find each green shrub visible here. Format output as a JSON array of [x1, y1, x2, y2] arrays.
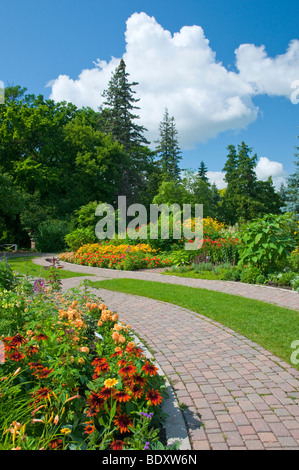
[[35, 219, 70, 252], [0, 262, 16, 291], [268, 271, 297, 287], [239, 266, 263, 284], [286, 251, 299, 272], [290, 276, 299, 292], [65, 227, 97, 252], [237, 213, 297, 273], [169, 249, 193, 266], [220, 266, 242, 282]]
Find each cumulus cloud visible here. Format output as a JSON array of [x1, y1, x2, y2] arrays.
[[255, 156, 288, 188], [207, 171, 226, 189], [235, 40, 299, 98], [48, 12, 299, 149]]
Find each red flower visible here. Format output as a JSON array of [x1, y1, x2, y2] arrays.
[[146, 389, 163, 406], [141, 361, 159, 376], [34, 334, 48, 341], [11, 334, 27, 346], [84, 421, 95, 435], [113, 414, 133, 434], [119, 364, 137, 378], [31, 387, 52, 401], [132, 374, 147, 387], [28, 361, 43, 370], [48, 439, 63, 449], [3, 337, 15, 352], [117, 359, 128, 368], [128, 383, 143, 399], [110, 440, 126, 450], [92, 357, 110, 374], [87, 392, 105, 411], [98, 387, 114, 400], [9, 351, 25, 362], [125, 344, 144, 357], [32, 367, 53, 379], [27, 345, 39, 356], [114, 391, 131, 403]]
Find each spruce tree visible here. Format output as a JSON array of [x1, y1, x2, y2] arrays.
[[102, 59, 149, 151], [220, 142, 281, 224], [101, 59, 151, 202], [155, 108, 182, 181], [197, 160, 209, 183]]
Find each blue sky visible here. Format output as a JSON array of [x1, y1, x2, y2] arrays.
[[1, 0, 299, 188]]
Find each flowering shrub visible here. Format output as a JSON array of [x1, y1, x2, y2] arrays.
[[59, 243, 172, 271], [0, 281, 169, 450], [62, 252, 172, 271], [76, 243, 156, 256], [190, 236, 240, 265]]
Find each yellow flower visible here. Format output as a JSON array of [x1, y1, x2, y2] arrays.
[[104, 378, 119, 389], [80, 347, 89, 353], [60, 427, 71, 434]]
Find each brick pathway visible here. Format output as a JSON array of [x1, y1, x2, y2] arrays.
[[34, 258, 299, 449], [34, 257, 299, 311]]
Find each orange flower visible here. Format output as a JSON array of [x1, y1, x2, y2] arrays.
[[112, 332, 120, 342], [9, 351, 25, 362], [84, 421, 95, 435], [31, 387, 52, 402], [114, 391, 131, 403], [119, 364, 137, 378], [87, 392, 105, 411], [118, 335, 126, 344], [110, 440, 125, 450], [141, 361, 159, 376], [34, 334, 48, 342], [10, 334, 27, 346], [113, 414, 133, 434], [146, 389, 163, 406]]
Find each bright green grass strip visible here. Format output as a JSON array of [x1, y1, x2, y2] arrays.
[[163, 270, 221, 280], [89, 278, 299, 370], [7, 256, 87, 279]]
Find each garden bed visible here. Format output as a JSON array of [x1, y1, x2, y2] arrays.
[[0, 263, 176, 451]]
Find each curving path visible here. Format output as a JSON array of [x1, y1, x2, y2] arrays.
[[34, 257, 299, 450]]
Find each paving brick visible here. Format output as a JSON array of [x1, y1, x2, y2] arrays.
[[43, 259, 299, 452]]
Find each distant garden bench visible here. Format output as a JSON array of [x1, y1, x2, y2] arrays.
[[0, 244, 18, 252], [0, 245, 17, 265]]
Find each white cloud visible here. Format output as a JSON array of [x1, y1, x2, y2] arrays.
[[235, 40, 299, 98], [207, 171, 226, 189], [255, 156, 288, 188], [48, 12, 299, 150]]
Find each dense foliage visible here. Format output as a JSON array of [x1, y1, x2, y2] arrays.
[[1, 60, 296, 251], [0, 264, 171, 450]]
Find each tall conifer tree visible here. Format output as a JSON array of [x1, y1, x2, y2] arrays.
[[155, 108, 182, 182], [101, 59, 151, 203]]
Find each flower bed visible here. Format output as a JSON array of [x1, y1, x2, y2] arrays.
[[59, 247, 173, 271], [0, 275, 169, 450]]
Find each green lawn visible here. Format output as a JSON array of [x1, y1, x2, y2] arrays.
[[7, 256, 87, 279], [88, 278, 299, 369]]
